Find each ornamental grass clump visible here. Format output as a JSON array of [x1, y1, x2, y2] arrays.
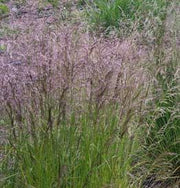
[[0, 26, 145, 187]]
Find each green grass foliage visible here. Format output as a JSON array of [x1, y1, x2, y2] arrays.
[[0, 3, 9, 17], [86, 0, 168, 32], [1, 107, 135, 188]]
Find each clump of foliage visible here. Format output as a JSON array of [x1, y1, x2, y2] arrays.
[[77, 0, 87, 6], [86, 0, 137, 30], [0, 0, 10, 3], [47, 0, 58, 8], [0, 3, 9, 17], [0, 44, 6, 52], [86, 0, 168, 33]]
